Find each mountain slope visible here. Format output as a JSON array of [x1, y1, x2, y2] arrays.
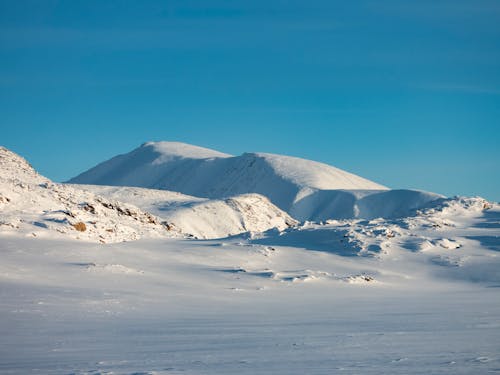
[[0, 147, 179, 243], [69, 141, 389, 216], [71, 142, 230, 188]]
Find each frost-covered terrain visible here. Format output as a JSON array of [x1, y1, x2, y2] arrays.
[[1, 144, 500, 374]]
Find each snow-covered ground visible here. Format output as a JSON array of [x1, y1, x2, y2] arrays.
[[1, 144, 500, 374], [1, 226, 500, 374]]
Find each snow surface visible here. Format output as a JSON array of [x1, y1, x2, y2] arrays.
[[2, 146, 500, 374], [1, 204, 500, 374]]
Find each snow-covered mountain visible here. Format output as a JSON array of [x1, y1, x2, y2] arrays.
[[70, 141, 412, 219]]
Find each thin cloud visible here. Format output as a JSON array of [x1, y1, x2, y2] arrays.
[[417, 83, 500, 95], [368, 0, 500, 18]]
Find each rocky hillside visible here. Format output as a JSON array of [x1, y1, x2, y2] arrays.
[[0, 147, 179, 243], [71, 185, 298, 240]]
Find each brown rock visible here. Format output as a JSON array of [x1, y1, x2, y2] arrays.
[[72, 222, 87, 232]]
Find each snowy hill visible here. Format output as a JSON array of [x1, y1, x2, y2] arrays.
[[0, 147, 179, 243], [159, 194, 298, 239], [290, 188, 444, 221], [69, 141, 398, 218], [72, 185, 298, 239]]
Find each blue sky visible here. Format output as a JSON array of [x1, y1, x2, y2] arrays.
[[1, 0, 499, 200]]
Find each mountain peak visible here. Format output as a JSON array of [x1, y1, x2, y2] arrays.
[[140, 141, 231, 160]]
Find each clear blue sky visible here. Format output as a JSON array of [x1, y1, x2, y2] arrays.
[[1, 0, 499, 201]]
